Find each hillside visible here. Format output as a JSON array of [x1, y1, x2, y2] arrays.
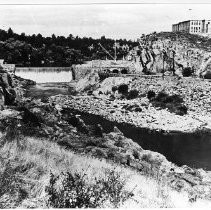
[[1, 136, 209, 208], [151, 32, 211, 77], [156, 32, 211, 51]]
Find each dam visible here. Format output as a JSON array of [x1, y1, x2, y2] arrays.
[[15, 67, 73, 83]]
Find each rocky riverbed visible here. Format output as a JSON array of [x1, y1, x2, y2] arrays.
[[49, 76, 211, 134]]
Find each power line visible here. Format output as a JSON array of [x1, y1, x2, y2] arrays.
[[98, 43, 115, 60]]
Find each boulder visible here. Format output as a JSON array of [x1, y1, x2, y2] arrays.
[[75, 70, 100, 92]]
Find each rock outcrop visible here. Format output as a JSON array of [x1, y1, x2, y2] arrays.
[[0, 65, 35, 107], [75, 70, 100, 92], [150, 32, 211, 77]]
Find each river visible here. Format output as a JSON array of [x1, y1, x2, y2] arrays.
[[69, 109, 211, 170]]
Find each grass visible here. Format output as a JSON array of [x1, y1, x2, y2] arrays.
[[0, 136, 210, 208]]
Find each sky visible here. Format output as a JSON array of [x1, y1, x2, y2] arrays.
[[1, 0, 211, 40]]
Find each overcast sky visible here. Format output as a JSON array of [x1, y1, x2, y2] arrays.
[[1, 0, 211, 40]]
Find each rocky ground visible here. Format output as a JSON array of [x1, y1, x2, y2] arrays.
[[51, 75, 211, 134]]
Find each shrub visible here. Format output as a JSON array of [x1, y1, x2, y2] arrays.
[[45, 170, 133, 208], [149, 91, 188, 116], [147, 90, 156, 100], [40, 96, 49, 103], [127, 89, 139, 100], [121, 69, 128, 74], [118, 84, 128, 95], [0, 160, 27, 208], [111, 86, 118, 92], [155, 92, 183, 104], [99, 73, 109, 81], [175, 104, 188, 116], [182, 67, 193, 77]]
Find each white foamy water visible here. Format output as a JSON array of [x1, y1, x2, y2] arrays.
[[15, 68, 72, 83]]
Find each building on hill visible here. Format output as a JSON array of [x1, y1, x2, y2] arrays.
[[172, 20, 211, 35]]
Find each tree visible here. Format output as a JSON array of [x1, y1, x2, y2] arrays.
[[7, 28, 14, 38]]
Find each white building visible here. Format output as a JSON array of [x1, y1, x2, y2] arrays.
[[172, 20, 211, 35]]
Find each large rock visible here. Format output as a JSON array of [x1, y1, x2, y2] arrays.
[[75, 70, 100, 92], [0, 71, 16, 105]]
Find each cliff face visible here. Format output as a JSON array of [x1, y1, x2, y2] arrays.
[[148, 32, 211, 77]]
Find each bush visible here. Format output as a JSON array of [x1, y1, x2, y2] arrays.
[[182, 67, 193, 77], [45, 170, 133, 208], [99, 72, 110, 81], [0, 160, 27, 208], [149, 91, 188, 116], [175, 104, 188, 116], [118, 84, 128, 95], [111, 86, 118, 92], [127, 89, 139, 100], [147, 90, 156, 100], [155, 92, 183, 104]]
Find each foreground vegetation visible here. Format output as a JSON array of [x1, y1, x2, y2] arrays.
[[0, 135, 210, 208]]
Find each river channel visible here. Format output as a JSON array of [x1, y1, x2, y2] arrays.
[[21, 68, 211, 170]]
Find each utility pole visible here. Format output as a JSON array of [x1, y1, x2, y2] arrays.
[[114, 40, 117, 62], [172, 50, 175, 76]]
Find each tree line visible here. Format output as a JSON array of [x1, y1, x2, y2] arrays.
[[0, 28, 138, 67]]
